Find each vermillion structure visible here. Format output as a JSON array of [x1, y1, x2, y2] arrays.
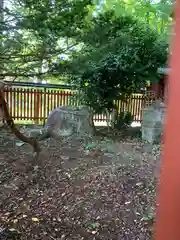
[[155, 1, 180, 240]]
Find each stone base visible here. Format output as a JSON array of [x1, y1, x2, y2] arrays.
[[141, 102, 165, 144], [141, 126, 162, 144]]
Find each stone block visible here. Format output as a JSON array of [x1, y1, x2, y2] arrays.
[[141, 102, 166, 144]]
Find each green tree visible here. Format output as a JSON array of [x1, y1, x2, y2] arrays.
[[66, 10, 168, 113], [0, 0, 93, 81], [100, 0, 173, 34]]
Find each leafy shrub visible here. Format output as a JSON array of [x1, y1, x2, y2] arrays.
[[114, 112, 134, 130]]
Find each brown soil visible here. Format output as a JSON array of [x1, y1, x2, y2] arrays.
[[0, 127, 160, 240]]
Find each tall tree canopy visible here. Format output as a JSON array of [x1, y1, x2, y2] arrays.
[[0, 0, 94, 81], [101, 0, 173, 33], [0, 0, 171, 84]]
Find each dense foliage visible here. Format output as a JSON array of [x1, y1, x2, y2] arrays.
[[68, 10, 169, 112], [1, 0, 172, 82], [1, 0, 93, 81], [101, 0, 173, 34]]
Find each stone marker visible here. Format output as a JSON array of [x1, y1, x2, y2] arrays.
[[141, 101, 166, 144], [44, 105, 94, 139]]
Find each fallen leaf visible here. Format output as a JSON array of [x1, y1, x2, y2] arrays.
[[136, 182, 143, 187], [87, 222, 100, 229], [15, 141, 25, 147], [9, 228, 17, 232], [32, 217, 40, 222]]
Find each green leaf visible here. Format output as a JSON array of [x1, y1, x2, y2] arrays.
[[86, 222, 100, 229]]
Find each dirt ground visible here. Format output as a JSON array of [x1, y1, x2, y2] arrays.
[[0, 127, 161, 240]]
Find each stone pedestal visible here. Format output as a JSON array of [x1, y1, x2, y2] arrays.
[[141, 102, 166, 144]]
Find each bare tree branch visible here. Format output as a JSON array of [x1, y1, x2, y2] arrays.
[[0, 87, 40, 154]]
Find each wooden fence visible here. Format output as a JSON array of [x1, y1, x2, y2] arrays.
[[1, 83, 146, 124]]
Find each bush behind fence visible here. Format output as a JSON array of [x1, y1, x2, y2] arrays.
[[2, 85, 146, 125]]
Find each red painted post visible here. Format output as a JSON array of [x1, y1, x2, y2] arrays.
[[155, 2, 180, 240]]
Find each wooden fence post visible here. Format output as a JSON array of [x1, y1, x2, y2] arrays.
[[0, 82, 5, 124], [34, 90, 42, 124], [43, 87, 46, 126]]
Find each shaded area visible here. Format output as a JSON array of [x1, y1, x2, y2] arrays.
[[0, 128, 160, 239]]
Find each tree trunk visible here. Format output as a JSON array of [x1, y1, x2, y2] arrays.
[[89, 111, 96, 135], [0, 87, 40, 155]]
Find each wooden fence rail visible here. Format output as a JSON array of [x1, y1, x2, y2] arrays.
[[1, 86, 146, 124]]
